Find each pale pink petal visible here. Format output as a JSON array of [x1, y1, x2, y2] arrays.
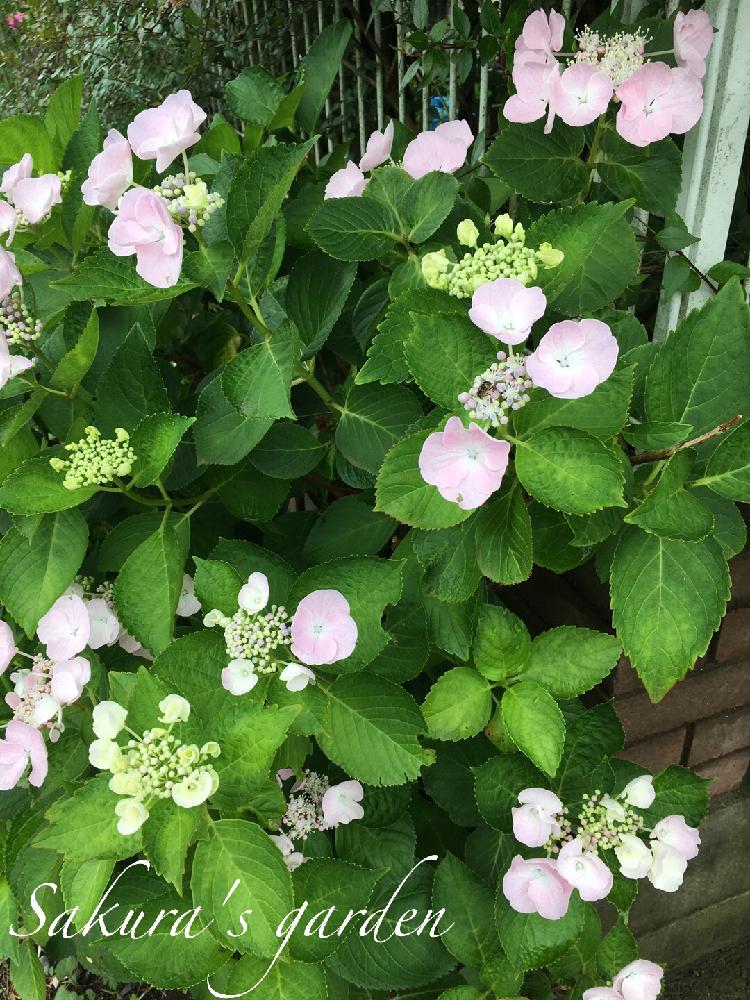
[[614, 959, 664, 1000], [359, 122, 394, 172], [324, 161, 367, 199], [127, 90, 206, 173]]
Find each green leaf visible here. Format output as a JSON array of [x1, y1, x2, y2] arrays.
[[98, 511, 189, 573], [626, 451, 714, 540], [523, 627, 622, 699], [227, 140, 315, 265], [528, 201, 639, 315], [495, 890, 587, 972], [0, 510, 87, 634], [698, 418, 750, 501], [555, 702, 623, 806], [655, 212, 699, 251], [52, 306, 99, 389], [645, 280, 750, 436], [225, 66, 285, 125], [484, 121, 587, 203], [191, 818, 293, 955], [598, 130, 682, 215], [10, 939, 46, 1000], [502, 681, 565, 777], [514, 427, 625, 514], [195, 956, 327, 1000], [94, 325, 170, 434], [405, 312, 497, 410], [60, 858, 115, 930], [0, 456, 96, 514], [217, 464, 290, 523], [403, 170, 459, 242], [193, 558, 243, 616], [129, 412, 195, 487], [44, 76, 83, 154], [183, 242, 234, 300], [307, 197, 400, 261], [319, 674, 431, 785], [597, 917, 637, 979], [622, 420, 693, 452], [141, 798, 202, 893], [0, 114, 56, 173], [644, 765, 711, 827], [433, 854, 500, 968], [212, 537, 296, 603], [336, 382, 422, 474], [474, 754, 545, 832], [54, 250, 196, 304], [250, 420, 325, 478], [414, 523, 481, 603], [114, 520, 185, 656], [152, 630, 236, 718], [473, 603, 531, 684], [35, 774, 141, 862], [376, 430, 473, 529], [296, 19, 353, 132], [301, 496, 396, 564], [514, 367, 635, 441], [422, 667, 492, 741], [694, 488, 747, 558], [286, 251, 357, 356], [222, 326, 295, 421], [611, 527, 730, 700], [474, 481, 533, 585], [194, 377, 274, 466]]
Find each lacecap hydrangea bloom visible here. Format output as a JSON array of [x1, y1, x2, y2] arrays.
[[49, 426, 136, 490]]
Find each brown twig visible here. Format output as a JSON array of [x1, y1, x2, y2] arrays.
[[630, 414, 743, 465]]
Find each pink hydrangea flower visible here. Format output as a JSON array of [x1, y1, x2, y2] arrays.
[[651, 814, 700, 860], [359, 121, 394, 172], [419, 417, 510, 510], [549, 63, 613, 129], [469, 277, 547, 345], [278, 663, 316, 693], [324, 161, 367, 199], [221, 658, 258, 696], [0, 201, 17, 244], [237, 572, 269, 614], [127, 90, 206, 173], [0, 333, 33, 390], [108, 187, 183, 289], [37, 592, 91, 661], [647, 840, 687, 892], [613, 959, 664, 1000], [622, 774, 655, 809], [12, 175, 62, 225], [0, 246, 21, 301], [402, 119, 474, 179], [615, 833, 652, 880], [502, 855, 573, 920], [118, 628, 152, 660], [0, 620, 17, 674], [86, 598, 120, 649], [0, 720, 47, 789], [674, 9, 714, 80], [615, 63, 703, 148], [50, 656, 91, 705], [6, 12, 25, 30], [512, 787, 563, 847], [526, 318, 618, 399], [81, 129, 133, 211], [516, 8, 565, 61], [0, 153, 32, 201], [176, 574, 201, 618], [322, 780, 364, 826], [582, 989, 624, 1000], [290, 590, 358, 665], [557, 838, 614, 902], [504, 59, 560, 128]]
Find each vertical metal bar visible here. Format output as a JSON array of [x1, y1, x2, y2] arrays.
[[318, 0, 334, 151], [395, 0, 406, 122], [252, 0, 262, 65], [422, 83, 429, 131], [302, 6, 311, 53], [448, 2, 457, 121], [353, 0, 367, 157], [334, 0, 348, 142], [374, 11, 385, 131], [288, 0, 299, 67]]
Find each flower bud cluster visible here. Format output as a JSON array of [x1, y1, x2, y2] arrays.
[[222, 605, 292, 675], [422, 218, 563, 298], [0, 289, 42, 347], [281, 769, 330, 840], [458, 351, 533, 427], [49, 426, 136, 490], [574, 26, 650, 86], [153, 171, 223, 233], [576, 790, 643, 851], [7, 658, 64, 739]]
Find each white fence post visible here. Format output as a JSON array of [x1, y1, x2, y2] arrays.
[[654, 0, 750, 338]]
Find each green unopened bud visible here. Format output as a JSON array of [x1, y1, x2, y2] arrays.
[[456, 219, 479, 248], [537, 241, 565, 268], [494, 213, 514, 239], [513, 222, 526, 242], [421, 249, 450, 290]]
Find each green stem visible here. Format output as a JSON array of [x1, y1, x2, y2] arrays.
[[17, 375, 68, 398], [227, 280, 268, 339], [294, 361, 341, 413], [580, 115, 607, 201]]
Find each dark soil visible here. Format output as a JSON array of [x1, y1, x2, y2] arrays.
[[664, 938, 750, 999]]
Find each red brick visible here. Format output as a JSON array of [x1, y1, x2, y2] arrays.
[[695, 748, 750, 797], [616, 660, 750, 744], [715, 608, 750, 662], [689, 706, 750, 765], [728, 551, 750, 606], [620, 728, 686, 772], [614, 659, 643, 696]]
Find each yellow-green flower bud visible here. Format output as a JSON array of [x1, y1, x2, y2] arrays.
[[513, 222, 526, 242], [421, 249, 450, 290], [494, 213, 514, 239], [456, 219, 479, 248], [537, 242, 565, 268]]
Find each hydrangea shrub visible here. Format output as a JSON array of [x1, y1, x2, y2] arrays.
[[0, 6, 745, 999]]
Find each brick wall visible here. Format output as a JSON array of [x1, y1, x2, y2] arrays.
[[502, 550, 750, 797]]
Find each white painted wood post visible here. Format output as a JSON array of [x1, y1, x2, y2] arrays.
[[654, 0, 750, 338]]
